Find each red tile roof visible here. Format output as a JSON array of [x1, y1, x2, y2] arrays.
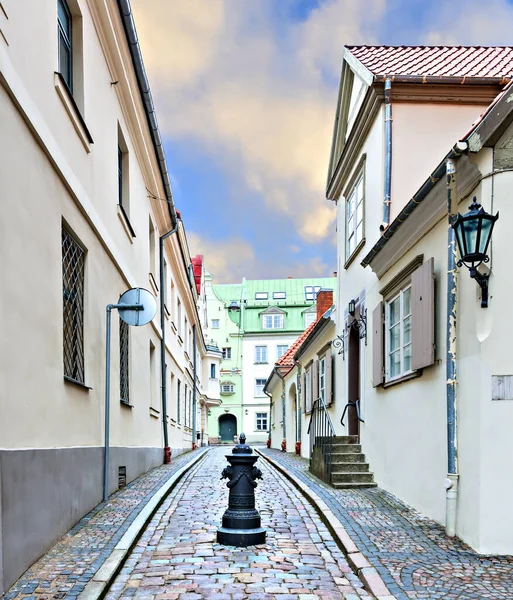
[[275, 321, 317, 372], [346, 46, 513, 80]]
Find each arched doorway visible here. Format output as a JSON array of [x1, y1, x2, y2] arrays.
[[219, 414, 237, 441], [347, 325, 360, 438]]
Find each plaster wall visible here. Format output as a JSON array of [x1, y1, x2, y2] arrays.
[[390, 102, 488, 222]]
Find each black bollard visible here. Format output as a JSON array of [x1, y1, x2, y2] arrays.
[[217, 433, 266, 547]]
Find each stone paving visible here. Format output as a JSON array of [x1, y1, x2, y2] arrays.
[[106, 447, 371, 600], [260, 448, 513, 600], [4, 450, 204, 600]]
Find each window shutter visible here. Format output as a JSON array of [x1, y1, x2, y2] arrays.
[[372, 302, 384, 387], [312, 359, 319, 405], [325, 352, 333, 406], [411, 257, 435, 370]]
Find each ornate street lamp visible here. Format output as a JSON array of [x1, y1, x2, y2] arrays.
[[452, 197, 498, 308]]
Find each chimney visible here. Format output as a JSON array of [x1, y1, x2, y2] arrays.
[[316, 289, 333, 321], [333, 271, 337, 277]]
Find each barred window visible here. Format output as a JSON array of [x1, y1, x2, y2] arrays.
[[120, 317, 130, 404], [62, 226, 85, 383]]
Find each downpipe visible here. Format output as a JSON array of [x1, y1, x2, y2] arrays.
[[274, 368, 287, 452]]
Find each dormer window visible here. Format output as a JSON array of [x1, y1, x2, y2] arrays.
[[305, 286, 321, 301], [263, 314, 284, 329], [273, 292, 286, 300], [255, 292, 268, 300]]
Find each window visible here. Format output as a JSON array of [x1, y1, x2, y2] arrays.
[[210, 363, 217, 379], [188, 388, 192, 428], [58, 0, 73, 91], [255, 292, 268, 300], [62, 226, 85, 383], [386, 286, 412, 381], [256, 412, 268, 431], [255, 346, 268, 363], [304, 369, 312, 413], [304, 312, 316, 328], [305, 286, 321, 301], [184, 384, 188, 427], [222, 347, 232, 360], [149, 218, 156, 282], [177, 298, 182, 337], [117, 126, 130, 219], [149, 341, 156, 409], [177, 379, 181, 424], [119, 317, 130, 404], [277, 344, 288, 359], [345, 170, 364, 260], [319, 356, 326, 405], [262, 314, 284, 329], [273, 292, 286, 300], [255, 378, 267, 397], [211, 319, 220, 329], [221, 382, 234, 394]]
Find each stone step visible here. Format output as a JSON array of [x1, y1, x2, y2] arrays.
[[331, 443, 362, 453], [332, 481, 378, 489], [331, 452, 366, 463], [331, 462, 369, 473], [333, 435, 359, 444], [331, 471, 375, 484]]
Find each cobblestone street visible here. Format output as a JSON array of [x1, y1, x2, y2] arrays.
[[260, 449, 513, 600], [106, 447, 370, 600]]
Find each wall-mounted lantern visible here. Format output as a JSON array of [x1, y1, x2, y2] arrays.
[[348, 298, 356, 317], [452, 197, 499, 308]]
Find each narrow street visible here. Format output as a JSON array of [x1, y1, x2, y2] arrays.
[[105, 448, 370, 600]]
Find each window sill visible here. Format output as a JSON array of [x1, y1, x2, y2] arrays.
[[120, 400, 134, 408], [344, 238, 366, 269], [54, 72, 93, 153], [254, 362, 269, 365], [149, 273, 159, 296], [383, 370, 421, 389], [164, 304, 170, 319], [149, 407, 160, 419], [64, 376, 92, 391], [171, 321, 177, 333], [117, 205, 135, 242], [177, 335, 183, 346]]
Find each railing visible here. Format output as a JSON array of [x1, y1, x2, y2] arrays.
[[307, 396, 336, 483], [340, 399, 365, 427]]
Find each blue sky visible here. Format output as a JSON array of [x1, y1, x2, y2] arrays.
[[132, 0, 513, 283]]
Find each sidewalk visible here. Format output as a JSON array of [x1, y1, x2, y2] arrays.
[[4, 449, 207, 600], [259, 448, 513, 600]]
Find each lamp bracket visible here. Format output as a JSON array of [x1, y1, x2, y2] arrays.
[[469, 267, 489, 308], [333, 308, 368, 360]]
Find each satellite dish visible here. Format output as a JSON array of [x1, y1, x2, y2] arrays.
[[118, 287, 157, 326]]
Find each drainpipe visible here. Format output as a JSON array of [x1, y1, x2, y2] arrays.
[[445, 144, 467, 536], [159, 226, 178, 463], [192, 324, 197, 449], [294, 360, 302, 455], [275, 368, 286, 452], [381, 78, 393, 230]]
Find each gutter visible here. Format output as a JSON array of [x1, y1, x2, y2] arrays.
[[117, 0, 177, 227], [374, 74, 510, 86], [361, 142, 468, 268]]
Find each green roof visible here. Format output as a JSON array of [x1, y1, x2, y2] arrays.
[[213, 277, 336, 334]]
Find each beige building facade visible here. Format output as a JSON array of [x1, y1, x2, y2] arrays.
[[324, 46, 513, 553], [0, 0, 219, 592]]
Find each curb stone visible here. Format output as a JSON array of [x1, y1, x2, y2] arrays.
[[256, 449, 397, 600], [78, 448, 210, 600]]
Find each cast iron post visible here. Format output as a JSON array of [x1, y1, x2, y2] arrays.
[[217, 433, 266, 546]]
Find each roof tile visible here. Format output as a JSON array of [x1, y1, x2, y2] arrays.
[[346, 45, 513, 79]]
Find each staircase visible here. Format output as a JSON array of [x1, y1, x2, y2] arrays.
[[329, 435, 376, 489]]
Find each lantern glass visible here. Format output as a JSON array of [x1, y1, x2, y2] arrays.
[[453, 197, 498, 268], [348, 299, 356, 317]]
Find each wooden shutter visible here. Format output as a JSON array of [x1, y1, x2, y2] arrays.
[[372, 302, 384, 387], [411, 257, 435, 370], [312, 359, 319, 405]]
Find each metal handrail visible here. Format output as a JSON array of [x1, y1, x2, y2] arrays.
[[308, 396, 336, 484], [340, 399, 365, 427], [307, 397, 335, 435]]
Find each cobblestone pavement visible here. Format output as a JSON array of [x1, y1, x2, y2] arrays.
[[4, 450, 204, 600], [260, 448, 513, 600], [106, 446, 371, 600]]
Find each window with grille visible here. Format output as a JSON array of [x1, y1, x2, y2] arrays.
[[386, 286, 412, 381], [255, 346, 268, 363], [255, 378, 266, 396], [221, 382, 234, 394], [262, 314, 284, 329], [305, 286, 321, 301], [62, 226, 85, 383], [222, 347, 231, 360], [277, 344, 288, 359], [304, 311, 316, 328], [119, 317, 130, 404], [211, 319, 220, 329], [58, 0, 73, 91], [256, 412, 268, 430], [345, 170, 365, 261]]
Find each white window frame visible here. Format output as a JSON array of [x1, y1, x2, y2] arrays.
[[221, 382, 234, 394], [255, 378, 266, 396], [211, 319, 220, 329], [345, 169, 365, 262], [319, 356, 326, 405], [255, 412, 268, 431], [276, 344, 288, 359], [304, 368, 312, 413], [305, 286, 321, 301], [262, 314, 284, 329], [255, 292, 268, 300], [385, 285, 413, 382], [254, 345, 268, 364], [210, 363, 217, 379], [304, 312, 316, 328], [273, 291, 286, 300], [222, 347, 231, 360]]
